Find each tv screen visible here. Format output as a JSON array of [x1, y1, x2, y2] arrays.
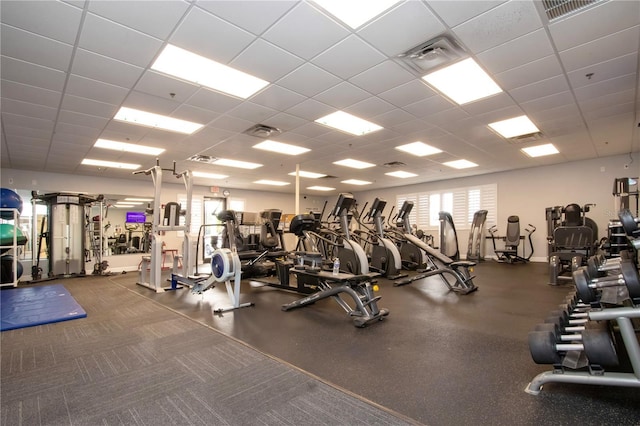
[[126, 211, 146, 223]]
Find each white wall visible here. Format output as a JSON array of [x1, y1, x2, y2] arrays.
[[353, 152, 639, 261]]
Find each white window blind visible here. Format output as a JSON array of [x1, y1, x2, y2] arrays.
[[178, 194, 203, 235], [397, 183, 497, 230]]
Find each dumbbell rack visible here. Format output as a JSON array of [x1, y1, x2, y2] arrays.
[[526, 305, 640, 395]]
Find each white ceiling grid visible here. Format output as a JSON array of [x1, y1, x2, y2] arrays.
[[1, 0, 639, 194]]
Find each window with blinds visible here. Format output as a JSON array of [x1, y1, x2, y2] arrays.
[[178, 194, 203, 235], [397, 183, 497, 230]]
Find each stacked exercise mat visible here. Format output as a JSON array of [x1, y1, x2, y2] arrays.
[[526, 208, 640, 394]]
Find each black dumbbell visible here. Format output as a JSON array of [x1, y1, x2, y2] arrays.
[[618, 209, 640, 238], [573, 261, 640, 303], [528, 323, 618, 366]]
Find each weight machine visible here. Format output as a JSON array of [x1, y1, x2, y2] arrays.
[[134, 160, 195, 292]]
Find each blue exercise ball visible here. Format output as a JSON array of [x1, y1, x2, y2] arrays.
[[0, 188, 23, 219]]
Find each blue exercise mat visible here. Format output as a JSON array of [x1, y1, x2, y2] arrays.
[[1, 284, 87, 331]]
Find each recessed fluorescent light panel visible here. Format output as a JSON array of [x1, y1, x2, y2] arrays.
[[152, 44, 269, 99], [117, 201, 143, 205], [253, 140, 310, 156], [395, 141, 442, 157], [521, 143, 559, 158], [114, 107, 203, 134], [313, 0, 401, 29], [94, 139, 165, 156], [386, 171, 418, 178], [443, 159, 478, 169], [112, 204, 135, 208], [315, 111, 383, 136], [341, 179, 372, 185], [254, 180, 290, 186], [288, 171, 327, 179], [125, 198, 153, 202], [489, 115, 540, 138], [193, 171, 229, 179], [214, 158, 263, 169], [307, 186, 335, 191], [81, 158, 140, 170], [422, 58, 502, 105], [333, 158, 375, 169]]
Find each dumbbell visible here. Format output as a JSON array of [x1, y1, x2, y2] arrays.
[[618, 209, 640, 238], [528, 323, 618, 366], [586, 255, 623, 278], [545, 308, 589, 329], [573, 261, 640, 303]]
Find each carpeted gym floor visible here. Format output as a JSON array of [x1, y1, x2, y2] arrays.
[[2, 261, 639, 425]]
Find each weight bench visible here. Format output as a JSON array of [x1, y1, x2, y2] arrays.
[[282, 267, 388, 327]]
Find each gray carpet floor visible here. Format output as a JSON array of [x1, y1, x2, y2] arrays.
[[1, 278, 415, 425]]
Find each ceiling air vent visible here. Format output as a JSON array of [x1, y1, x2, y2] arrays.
[[383, 161, 407, 168], [542, 0, 603, 21], [244, 124, 281, 138], [188, 154, 217, 164], [507, 132, 544, 144], [397, 35, 465, 75]]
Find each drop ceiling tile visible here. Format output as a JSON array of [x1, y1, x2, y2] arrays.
[[172, 104, 222, 126], [262, 112, 308, 132], [378, 80, 436, 108], [349, 60, 415, 94], [584, 102, 635, 122], [276, 63, 341, 98], [249, 85, 306, 112], [424, 108, 470, 129], [1, 80, 62, 109], [121, 91, 181, 116], [314, 82, 371, 109], [1, 24, 74, 72], [2, 98, 57, 121], [426, 0, 506, 27], [60, 95, 119, 118], [494, 55, 563, 90], [209, 114, 256, 133], [196, 1, 296, 35], [372, 109, 415, 129], [574, 73, 637, 102], [1, 56, 67, 92], [285, 99, 334, 121], [231, 39, 304, 82], [88, 0, 189, 39], [79, 13, 163, 67], [134, 70, 200, 103], [226, 102, 279, 123], [520, 91, 574, 113], [559, 26, 640, 72], [549, 0, 640, 51], [1, 112, 55, 132], [170, 7, 256, 63], [461, 92, 517, 116], [262, 2, 349, 61], [568, 54, 638, 90], [358, 1, 445, 57], [345, 97, 396, 118], [2, 125, 51, 141], [527, 103, 581, 123], [509, 75, 571, 104], [185, 88, 244, 114], [0, 1, 82, 44], [287, 122, 333, 139], [58, 110, 110, 129], [403, 95, 456, 118], [312, 35, 386, 80], [477, 28, 553, 75], [453, 0, 542, 53], [579, 89, 635, 113], [72, 49, 145, 89], [54, 122, 103, 139]]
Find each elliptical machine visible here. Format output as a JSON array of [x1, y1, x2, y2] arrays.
[[356, 198, 407, 279]]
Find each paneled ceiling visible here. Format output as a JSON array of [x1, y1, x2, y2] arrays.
[[2, 0, 639, 194]]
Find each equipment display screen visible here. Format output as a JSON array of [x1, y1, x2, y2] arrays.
[[126, 211, 146, 223]]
